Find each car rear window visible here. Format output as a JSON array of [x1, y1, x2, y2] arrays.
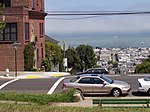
[[70, 76, 80, 82], [144, 77, 150, 81]]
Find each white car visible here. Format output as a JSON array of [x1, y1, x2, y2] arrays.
[[138, 76, 150, 95]]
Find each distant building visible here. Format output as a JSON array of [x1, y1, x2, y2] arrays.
[[45, 35, 59, 45], [0, 0, 47, 71]]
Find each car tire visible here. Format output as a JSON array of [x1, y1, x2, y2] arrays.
[[112, 88, 121, 97], [76, 89, 82, 94], [75, 89, 84, 100]]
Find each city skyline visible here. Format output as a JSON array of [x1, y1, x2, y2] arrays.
[[45, 0, 150, 47]]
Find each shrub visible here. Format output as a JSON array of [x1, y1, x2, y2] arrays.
[[42, 58, 51, 71], [30, 68, 39, 72], [24, 44, 34, 71]]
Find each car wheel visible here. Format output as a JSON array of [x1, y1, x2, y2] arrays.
[[76, 89, 82, 94], [112, 88, 121, 97], [75, 89, 84, 100]]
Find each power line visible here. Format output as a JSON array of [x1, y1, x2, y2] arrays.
[[2, 10, 150, 16], [46, 16, 102, 20], [2, 10, 150, 20], [45, 10, 150, 20], [46, 10, 133, 13], [46, 10, 148, 13], [47, 11, 150, 16]]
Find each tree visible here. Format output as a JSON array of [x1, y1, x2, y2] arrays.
[[42, 58, 51, 71], [65, 48, 81, 73], [76, 45, 96, 71], [135, 58, 150, 73], [24, 44, 34, 71], [43, 42, 62, 71], [0, 3, 5, 30]]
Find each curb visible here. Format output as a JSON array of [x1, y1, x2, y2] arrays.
[[0, 72, 71, 79]]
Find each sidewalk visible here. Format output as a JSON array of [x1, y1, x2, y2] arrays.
[[0, 71, 70, 79], [52, 96, 150, 107], [54, 99, 93, 107]]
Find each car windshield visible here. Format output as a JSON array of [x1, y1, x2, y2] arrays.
[[70, 76, 80, 82], [100, 75, 113, 84], [144, 76, 150, 81]]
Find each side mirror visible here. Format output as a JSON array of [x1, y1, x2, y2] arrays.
[[103, 82, 107, 85]]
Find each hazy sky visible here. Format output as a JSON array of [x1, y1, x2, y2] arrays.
[[45, 0, 150, 46]]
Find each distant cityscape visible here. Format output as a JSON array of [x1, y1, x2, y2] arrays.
[[49, 33, 150, 48], [94, 47, 150, 74]]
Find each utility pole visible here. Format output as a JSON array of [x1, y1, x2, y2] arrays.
[[60, 41, 68, 72], [11, 42, 20, 77]]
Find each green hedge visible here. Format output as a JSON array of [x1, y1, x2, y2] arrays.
[[0, 90, 76, 105]]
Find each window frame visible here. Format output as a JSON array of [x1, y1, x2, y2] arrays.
[[0, 23, 17, 41], [25, 23, 29, 41], [39, 23, 44, 38], [32, 0, 35, 9], [1, 0, 11, 7], [78, 77, 92, 84], [40, 0, 42, 11], [91, 78, 104, 84]]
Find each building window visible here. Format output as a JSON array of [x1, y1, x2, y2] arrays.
[[0, 23, 17, 41], [41, 43, 44, 59], [0, 0, 11, 7], [0, 33, 3, 40], [40, 0, 42, 10], [36, 0, 38, 6], [41, 47, 44, 59], [39, 23, 44, 38], [32, 0, 35, 9], [37, 48, 39, 61], [25, 23, 29, 40]]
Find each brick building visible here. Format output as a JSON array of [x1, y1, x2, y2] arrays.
[[0, 0, 47, 71]]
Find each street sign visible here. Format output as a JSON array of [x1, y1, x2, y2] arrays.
[[60, 41, 69, 51], [63, 58, 67, 67]]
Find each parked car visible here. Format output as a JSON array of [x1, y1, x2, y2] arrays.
[[76, 68, 109, 75], [63, 74, 131, 97], [138, 76, 150, 95]]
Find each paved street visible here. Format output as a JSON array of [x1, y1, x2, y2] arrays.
[[0, 78, 60, 94], [0, 74, 149, 97]]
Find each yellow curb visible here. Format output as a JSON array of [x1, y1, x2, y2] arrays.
[[26, 75, 41, 79], [52, 74, 64, 77]]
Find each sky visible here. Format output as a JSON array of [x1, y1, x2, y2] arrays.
[[45, 0, 150, 47]]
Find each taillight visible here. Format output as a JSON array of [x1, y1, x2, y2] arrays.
[[138, 82, 142, 87], [63, 83, 67, 87]]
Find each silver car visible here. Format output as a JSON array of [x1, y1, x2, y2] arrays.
[[63, 74, 131, 97]]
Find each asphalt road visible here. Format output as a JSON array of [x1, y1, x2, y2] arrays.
[[0, 75, 149, 97], [0, 78, 60, 94]]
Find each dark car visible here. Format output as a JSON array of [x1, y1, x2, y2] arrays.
[[77, 68, 109, 75]]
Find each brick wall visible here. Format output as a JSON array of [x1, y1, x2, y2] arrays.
[[0, 43, 24, 71], [0, 0, 46, 71]]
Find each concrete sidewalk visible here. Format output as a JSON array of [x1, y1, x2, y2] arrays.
[[53, 99, 93, 107], [52, 96, 150, 107], [0, 71, 70, 79]]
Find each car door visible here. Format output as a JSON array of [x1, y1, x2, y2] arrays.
[[77, 77, 93, 93], [91, 77, 111, 94]]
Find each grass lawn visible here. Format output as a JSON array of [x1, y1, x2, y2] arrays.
[[0, 104, 149, 112], [0, 90, 76, 105], [0, 91, 149, 112]]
